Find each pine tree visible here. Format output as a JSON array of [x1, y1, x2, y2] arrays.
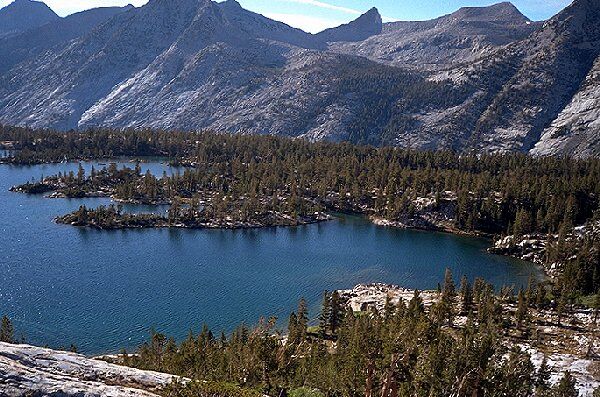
[[297, 298, 308, 341], [439, 268, 457, 325], [551, 371, 578, 397], [516, 289, 529, 330], [459, 275, 473, 313], [534, 356, 551, 394], [318, 291, 331, 338], [288, 312, 299, 344], [408, 290, 424, 318], [383, 295, 395, 321], [330, 291, 343, 335], [526, 275, 537, 305], [442, 268, 456, 302], [535, 284, 547, 309], [563, 195, 578, 227], [556, 292, 568, 327], [77, 163, 85, 183], [0, 316, 15, 343], [513, 209, 533, 237]]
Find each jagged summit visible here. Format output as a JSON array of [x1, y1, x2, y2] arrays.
[[0, 0, 598, 157], [0, 0, 59, 37], [316, 7, 382, 42], [143, 0, 211, 13], [467, 0, 600, 154], [383, 2, 538, 34], [334, 1, 538, 71]]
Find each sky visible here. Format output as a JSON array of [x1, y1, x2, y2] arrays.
[[0, 0, 572, 33]]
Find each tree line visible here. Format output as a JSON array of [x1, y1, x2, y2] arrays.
[[123, 271, 597, 397], [5, 127, 598, 295]]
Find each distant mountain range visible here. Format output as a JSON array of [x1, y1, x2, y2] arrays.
[[0, 0, 598, 157]]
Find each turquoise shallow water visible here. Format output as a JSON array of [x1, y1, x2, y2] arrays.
[[0, 161, 543, 354]]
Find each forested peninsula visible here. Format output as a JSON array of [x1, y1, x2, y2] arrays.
[[3, 126, 600, 296], [1, 126, 600, 396]]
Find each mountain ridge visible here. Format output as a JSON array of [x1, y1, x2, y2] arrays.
[[0, 0, 59, 38], [316, 7, 383, 43], [0, 5, 133, 74], [0, 0, 598, 157]]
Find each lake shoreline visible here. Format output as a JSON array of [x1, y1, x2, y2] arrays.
[[0, 160, 550, 354], [54, 210, 332, 231], [10, 174, 547, 273]]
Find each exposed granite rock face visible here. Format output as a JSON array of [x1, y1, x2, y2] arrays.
[[218, 0, 323, 50], [0, 0, 598, 157], [330, 2, 538, 71], [468, 0, 600, 153], [531, 55, 600, 158], [0, 5, 133, 75], [371, 193, 458, 232], [315, 8, 382, 43], [338, 283, 438, 313], [0, 342, 180, 397], [0, 0, 59, 38], [489, 221, 600, 279]]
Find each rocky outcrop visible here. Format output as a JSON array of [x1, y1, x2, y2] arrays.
[[0, 342, 182, 396], [531, 55, 600, 158], [338, 283, 438, 313], [315, 8, 382, 43], [330, 2, 538, 70], [489, 234, 548, 265], [0, 0, 598, 157], [218, 0, 323, 49], [489, 221, 600, 278], [371, 193, 458, 233], [0, 5, 133, 75], [0, 0, 59, 38], [469, 0, 600, 153]]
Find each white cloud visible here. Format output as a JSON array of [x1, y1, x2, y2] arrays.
[[265, 12, 345, 33], [276, 0, 362, 16], [273, 0, 396, 25]]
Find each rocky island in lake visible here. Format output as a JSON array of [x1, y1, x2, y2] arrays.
[[8, 129, 600, 289], [11, 161, 330, 230]]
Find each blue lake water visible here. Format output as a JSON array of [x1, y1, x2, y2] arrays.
[[0, 161, 543, 354]]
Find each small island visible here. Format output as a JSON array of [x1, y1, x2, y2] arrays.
[[11, 162, 330, 230], [56, 204, 330, 230], [5, 128, 600, 296]]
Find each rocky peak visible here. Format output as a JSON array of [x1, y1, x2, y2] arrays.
[[315, 7, 382, 42], [220, 0, 243, 10], [0, 3, 133, 74], [444, 2, 530, 25], [216, 0, 322, 48], [141, 0, 215, 21], [540, 0, 600, 43], [0, 0, 59, 37]]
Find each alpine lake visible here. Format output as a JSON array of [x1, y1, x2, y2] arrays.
[[0, 158, 543, 354]]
